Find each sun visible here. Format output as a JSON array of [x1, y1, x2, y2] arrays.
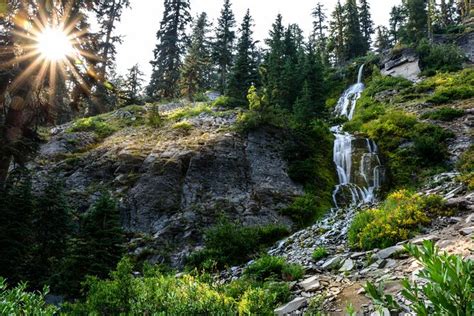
[[36, 27, 74, 61]]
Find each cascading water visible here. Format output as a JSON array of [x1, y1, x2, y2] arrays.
[[268, 65, 384, 264]]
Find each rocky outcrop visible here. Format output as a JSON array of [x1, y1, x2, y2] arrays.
[[381, 48, 421, 82], [31, 105, 303, 266]]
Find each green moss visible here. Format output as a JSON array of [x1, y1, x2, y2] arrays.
[[168, 103, 213, 121], [172, 121, 193, 132], [69, 117, 118, 139]]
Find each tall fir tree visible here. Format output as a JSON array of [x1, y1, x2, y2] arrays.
[[123, 64, 145, 105], [312, 3, 328, 51], [389, 5, 406, 44], [328, 1, 346, 65], [213, 0, 236, 94], [404, 0, 428, 43], [180, 12, 212, 99], [263, 14, 286, 107], [439, 0, 457, 27], [358, 0, 374, 52], [343, 0, 366, 60], [227, 10, 259, 101], [375, 26, 391, 53], [148, 0, 192, 100]]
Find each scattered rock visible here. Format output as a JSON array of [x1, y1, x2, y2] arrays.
[[460, 227, 474, 236], [339, 259, 355, 272], [298, 276, 321, 292], [411, 235, 440, 245], [376, 245, 405, 260], [322, 256, 344, 271], [274, 297, 307, 316]]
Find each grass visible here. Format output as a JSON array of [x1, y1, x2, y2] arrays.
[[312, 247, 329, 261], [458, 146, 474, 190], [243, 256, 305, 282], [421, 107, 465, 121], [168, 103, 213, 121]]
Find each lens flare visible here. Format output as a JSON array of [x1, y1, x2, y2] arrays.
[[36, 27, 74, 61]]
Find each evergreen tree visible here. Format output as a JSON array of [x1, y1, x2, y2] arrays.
[[0, 170, 35, 285], [57, 193, 125, 297], [343, 0, 366, 59], [263, 14, 286, 107], [404, 0, 428, 43], [328, 1, 346, 65], [358, 0, 374, 52], [148, 0, 192, 100], [389, 5, 406, 44], [439, 0, 457, 27], [312, 3, 328, 51], [227, 10, 259, 101], [29, 179, 73, 289], [375, 26, 391, 53], [180, 12, 213, 99], [213, 0, 236, 94], [123, 64, 145, 105]]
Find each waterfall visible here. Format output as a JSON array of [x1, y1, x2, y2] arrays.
[[331, 65, 382, 207]]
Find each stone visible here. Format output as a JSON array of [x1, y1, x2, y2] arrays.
[[466, 214, 474, 224], [381, 48, 421, 81], [436, 239, 455, 249], [321, 256, 344, 271], [274, 297, 307, 316], [298, 276, 321, 292], [411, 235, 440, 245], [339, 259, 355, 272], [376, 245, 405, 260], [460, 227, 474, 236], [370, 308, 391, 316]]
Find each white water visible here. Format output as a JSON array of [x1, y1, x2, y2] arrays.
[[334, 65, 365, 120]]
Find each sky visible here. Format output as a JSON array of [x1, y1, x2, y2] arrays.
[[115, 0, 402, 81]]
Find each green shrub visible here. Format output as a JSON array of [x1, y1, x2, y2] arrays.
[[364, 75, 412, 97], [194, 93, 210, 102], [428, 86, 474, 104], [244, 256, 304, 282], [147, 105, 163, 128], [69, 117, 117, 139], [421, 107, 465, 121], [0, 278, 58, 315], [365, 241, 474, 315], [186, 220, 289, 269], [348, 190, 446, 250], [312, 247, 329, 261], [416, 39, 466, 75], [172, 121, 193, 132], [212, 96, 247, 108], [458, 146, 474, 190], [169, 103, 213, 121]]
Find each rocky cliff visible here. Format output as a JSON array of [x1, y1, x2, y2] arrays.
[[31, 104, 303, 266]]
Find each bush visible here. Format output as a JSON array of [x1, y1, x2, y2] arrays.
[[421, 107, 465, 121], [244, 256, 304, 282], [172, 121, 193, 132], [312, 247, 329, 261], [147, 105, 163, 128], [194, 93, 210, 102], [363, 75, 412, 97], [0, 278, 58, 315], [416, 39, 466, 75], [69, 116, 117, 139], [365, 241, 474, 315], [169, 103, 213, 121], [348, 190, 447, 250], [212, 96, 247, 108], [428, 86, 474, 104], [186, 220, 289, 270], [458, 146, 474, 190]]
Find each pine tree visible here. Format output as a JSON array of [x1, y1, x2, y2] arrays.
[[375, 26, 391, 53], [227, 10, 259, 101], [343, 0, 366, 60], [57, 193, 125, 297], [358, 0, 374, 52], [123, 64, 145, 105], [148, 0, 192, 100], [404, 0, 428, 43], [0, 170, 35, 285], [213, 0, 236, 94], [440, 0, 457, 26], [263, 14, 286, 107], [328, 1, 346, 65], [29, 179, 73, 289], [180, 12, 213, 99], [312, 3, 328, 51], [389, 5, 406, 44]]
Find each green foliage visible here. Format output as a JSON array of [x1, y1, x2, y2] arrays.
[[172, 121, 193, 132], [56, 192, 125, 297], [458, 146, 474, 190], [284, 121, 336, 227], [237, 284, 289, 316], [187, 220, 289, 270], [349, 190, 448, 250], [244, 256, 304, 282], [146, 105, 163, 128], [69, 116, 118, 139], [366, 241, 474, 315], [0, 278, 58, 315], [312, 247, 329, 261], [212, 95, 247, 108], [168, 103, 213, 121], [363, 75, 412, 97], [421, 107, 465, 121], [416, 39, 466, 75], [429, 86, 474, 104]]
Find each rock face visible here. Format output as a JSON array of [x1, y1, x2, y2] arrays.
[[31, 106, 303, 267], [381, 48, 421, 81], [457, 26, 474, 63]]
